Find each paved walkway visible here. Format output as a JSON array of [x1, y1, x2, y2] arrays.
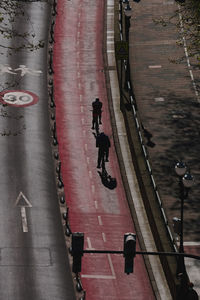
[[129, 0, 200, 295], [106, 0, 172, 299], [53, 0, 158, 299]]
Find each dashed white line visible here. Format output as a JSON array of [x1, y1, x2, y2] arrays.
[[155, 97, 165, 102], [107, 254, 116, 277], [81, 118, 85, 125], [84, 143, 88, 151], [148, 65, 162, 69], [178, 8, 200, 102], [86, 237, 95, 250], [183, 241, 200, 246], [86, 157, 90, 164], [91, 184, 95, 193], [80, 105, 84, 112], [89, 171, 92, 179], [102, 232, 106, 242], [94, 201, 98, 209], [98, 215, 103, 226]]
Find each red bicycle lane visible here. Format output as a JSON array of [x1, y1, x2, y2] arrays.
[[53, 0, 155, 299]]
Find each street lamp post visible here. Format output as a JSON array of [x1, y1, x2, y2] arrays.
[[124, 3, 132, 42], [124, 3, 132, 91], [174, 162, 194, 294]]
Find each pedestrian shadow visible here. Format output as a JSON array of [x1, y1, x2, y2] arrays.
[[142, 124, 156, 148], [97, 168, 117, 190]]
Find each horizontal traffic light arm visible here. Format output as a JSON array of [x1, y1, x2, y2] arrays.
[[83, 249, 200, 261]]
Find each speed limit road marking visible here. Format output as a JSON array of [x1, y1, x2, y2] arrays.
[[0, 90, 38, 107]]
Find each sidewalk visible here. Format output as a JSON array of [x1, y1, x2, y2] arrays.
[[106, 0, 172, 299], [129, 0, 200, 295]]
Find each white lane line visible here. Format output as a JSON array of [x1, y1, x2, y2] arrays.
[[21, 207, 28, 232], [184, 241, 200, 246], [80, 94, 82, 102], [98, 215, 103, 226], [84, 143, 87, 151], [89, 171, 92, 179], [155, 97, 165, 102], [78, 22, 81, 28], [107, 254, 116, 277], [81, 254, 116, 280], [102, 232, 106, 242], [178, 7, 200, 103], [78, 82, 81, 89], [82, 130, 86, 137], [80, 105, 84, 113], [81, 274, 115, 279], [77, 71, 80, 78], [91, 184, 95, 193], [94, 201, 98, 209], [148, 65, 162, 69], [86, 157, 90, 164], [86, 237, 95, 250], [81, 118, 85, 125]]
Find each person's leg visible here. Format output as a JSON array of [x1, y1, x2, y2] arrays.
[[92, 113, 95, 129], [105, 148, 109, 162], [97, 148, 103, 168], [99, 112, 102, 124]]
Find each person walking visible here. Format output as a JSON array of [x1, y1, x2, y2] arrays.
[[96, 132, 110, 168], [92, 98, 102, 129]]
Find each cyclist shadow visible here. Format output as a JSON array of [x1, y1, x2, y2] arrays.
[[97, 167, 117, 190]]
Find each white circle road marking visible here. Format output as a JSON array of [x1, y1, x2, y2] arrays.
[[0, 90, 38, 107]]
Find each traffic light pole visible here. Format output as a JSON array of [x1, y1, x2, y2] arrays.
[[83, 249, 200, 261]]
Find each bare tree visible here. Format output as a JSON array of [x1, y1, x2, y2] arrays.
[[0, 0, 44, 56]]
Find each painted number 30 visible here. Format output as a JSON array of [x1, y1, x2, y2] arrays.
[[0, 90, 38, 107], [5, 94, 32, 104]]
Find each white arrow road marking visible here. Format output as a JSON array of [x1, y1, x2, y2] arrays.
[[15, 191, 32, 207], [20, 207, 28, 233], [15, 192, 32, 233]]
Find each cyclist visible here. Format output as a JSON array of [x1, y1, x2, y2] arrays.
[[92, 98, 102, 129]]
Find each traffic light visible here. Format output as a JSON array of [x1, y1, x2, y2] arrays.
[[71, 232, 84, 273], [123, 233, 136, 274]]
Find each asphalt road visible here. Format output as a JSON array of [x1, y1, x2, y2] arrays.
[[0, 2, 75, 299]]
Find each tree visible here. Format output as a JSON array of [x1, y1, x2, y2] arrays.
[[153, 0, 200, 67], [0, 0, 44, 56]]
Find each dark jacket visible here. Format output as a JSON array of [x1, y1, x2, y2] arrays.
[[92, 100, 102, 113], [96, 133, 110, 149]]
